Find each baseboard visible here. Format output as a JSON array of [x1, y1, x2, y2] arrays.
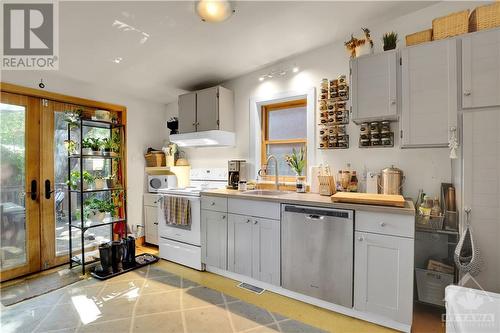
[[205, 265, 411, 333]]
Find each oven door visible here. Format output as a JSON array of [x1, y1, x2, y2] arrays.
[[158, 194, 201, 246]]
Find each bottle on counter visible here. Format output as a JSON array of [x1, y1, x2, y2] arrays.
[[431, 197, 442, 216], [349, 171, 358, 192], [419, 195, 432, 217]]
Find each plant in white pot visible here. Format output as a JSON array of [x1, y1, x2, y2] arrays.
[[285, 147, 307, 193], [94, 171, 105, 190], [81, 138, 93, 155]]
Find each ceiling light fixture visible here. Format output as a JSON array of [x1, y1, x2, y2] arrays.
[[258, 64, 300, 82], [196, 0, 234, 23], [113, 57, 123, 64]]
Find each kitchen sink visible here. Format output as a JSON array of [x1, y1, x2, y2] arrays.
[[243, 190, 289, 196]]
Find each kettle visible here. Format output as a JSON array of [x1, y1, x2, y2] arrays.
[[379, 165, 404, 195]]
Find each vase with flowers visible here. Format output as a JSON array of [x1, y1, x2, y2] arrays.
[[285, 147, 306, 193]]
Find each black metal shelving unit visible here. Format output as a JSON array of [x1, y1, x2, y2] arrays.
[[67, 118, 127, 274]]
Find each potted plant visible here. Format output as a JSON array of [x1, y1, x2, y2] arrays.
[[63, 109, 81, 129], [81, 138, 93, 155], [285, 147, 306, 193], [64, 139, 78, 156], [84, 197, 116, 222], [104, 174, 115, 189], [382, 32, 398, 51], [66, 171, 94, 190], [94, 171, 105, 190], [102, 138, 112, 156], [89, 137, 102, 155]]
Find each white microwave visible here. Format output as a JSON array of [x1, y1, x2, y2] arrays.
[[148, 175, 177, 193]]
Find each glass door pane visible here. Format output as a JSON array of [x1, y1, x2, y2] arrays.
[[0, 103, 27, 270]]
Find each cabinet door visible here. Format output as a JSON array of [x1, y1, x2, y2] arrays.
[[201, 209, 227, 269], [196, 86, 219, 131], [227, 214, 253, 276], [351, 51, 398, 123], [462, 29, 500, 109], [144, 206, 158, 245], [178, 92, 197, 133], [354, 232, 413, 325], [252, 218, 280, 286], [401, 39, 458, 147]]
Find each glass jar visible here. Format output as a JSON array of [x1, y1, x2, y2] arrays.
[[296, 176, 306, 193], [371, 138, 381, 146], [381, 137, 392, 146], [360, 139, 370, 147], [370, 122, 380, 132]]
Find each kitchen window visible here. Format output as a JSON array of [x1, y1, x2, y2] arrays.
[[261, 99, 307, 182]]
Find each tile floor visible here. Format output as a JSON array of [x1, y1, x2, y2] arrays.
[[0, 263, 327, 333]]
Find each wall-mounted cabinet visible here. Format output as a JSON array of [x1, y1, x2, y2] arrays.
[[401, 39, 458, 148], [177, 86, 234, 134], [461, 28, 500, 109], [350, 50, 399, 123]]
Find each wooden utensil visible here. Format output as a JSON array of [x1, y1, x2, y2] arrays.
[[331, 192, 405, 207]]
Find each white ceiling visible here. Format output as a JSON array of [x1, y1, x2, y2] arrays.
[[57, 1, 435, 104]]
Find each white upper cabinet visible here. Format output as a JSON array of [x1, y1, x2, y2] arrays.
[[462, 28, 500, 109], [401, 39, 458, 147], [351, 50, 399, 123], [178, 92, 197, 134], [196, 87, 219, 132], [177, 86, 234, 133]]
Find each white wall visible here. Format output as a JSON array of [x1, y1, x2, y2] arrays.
[[166, 1, 479, 199], [2, 71, 167, 237]]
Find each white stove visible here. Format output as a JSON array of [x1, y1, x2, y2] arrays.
[[157, 168, 226, 270]]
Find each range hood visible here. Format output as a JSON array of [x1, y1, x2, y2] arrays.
[[169, 130, 235, 148]]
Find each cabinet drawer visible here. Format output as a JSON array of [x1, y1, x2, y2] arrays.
[[355, 210, 414, 238], [144, 194, 161, 207], [228, 198, 280, 220], [201, 195, 227, 212]]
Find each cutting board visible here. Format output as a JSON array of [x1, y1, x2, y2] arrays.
[[331, 192, 405, 207]]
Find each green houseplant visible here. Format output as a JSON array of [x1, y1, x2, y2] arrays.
[[94, 171, 105, 190], [285, 147, 307, 193], [83, 196, 116, 222], [66, 171, 94, 190], [382, 32, 398, 51]]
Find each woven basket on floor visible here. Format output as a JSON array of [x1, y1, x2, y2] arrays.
[[433, 10, 470, 40], [469, 2, 500, 32], [406, 29, 433, 46], [145, 152, 166, 167]]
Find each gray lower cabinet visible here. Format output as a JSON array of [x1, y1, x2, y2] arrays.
[[228, 213, 280, 286], [201, 209, 227, 269], [354, 231, 414, 325]]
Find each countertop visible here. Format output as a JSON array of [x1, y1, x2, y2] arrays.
[[201, 189, 415, 216]]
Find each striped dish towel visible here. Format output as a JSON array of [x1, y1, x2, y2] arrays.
[[162, 196, 191, 226]]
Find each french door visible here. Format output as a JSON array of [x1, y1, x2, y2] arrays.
[[0, 92, 41, 281], [1, 93, 115, 281]]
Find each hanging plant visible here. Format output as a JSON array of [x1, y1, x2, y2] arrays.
[[63, 109, 82, 129], [382, 32, 398, 51]]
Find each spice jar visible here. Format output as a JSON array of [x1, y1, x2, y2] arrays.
[[370, 122, 380, 132], [381, 121, 391, 132], [338, 75, 346, 85], [360, 123, 370, 135], [381, 137, 392, 146], [360, 139, 370, 147], [371, 138, 381, 146]]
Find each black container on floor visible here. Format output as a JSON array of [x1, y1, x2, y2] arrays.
[[111, 240, 123, 273], [94, 242, 113, 275], [122, 236, 136, 269]]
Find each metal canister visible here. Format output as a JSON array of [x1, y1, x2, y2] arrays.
[[379, 165, 404, 195]]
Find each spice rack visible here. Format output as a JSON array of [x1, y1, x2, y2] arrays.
[[358, 121, 394, 148], [318, 75, 350, 149]]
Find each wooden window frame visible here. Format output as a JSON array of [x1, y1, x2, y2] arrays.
[[261, 99, 307, 182]]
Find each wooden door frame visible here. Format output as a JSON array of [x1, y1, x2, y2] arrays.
[[1, 82, 127, 278], [0, 92, 41, 281]]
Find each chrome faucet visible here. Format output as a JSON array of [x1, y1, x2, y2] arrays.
[[266, 155, 280, 191]]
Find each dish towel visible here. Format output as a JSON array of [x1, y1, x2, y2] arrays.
[[162, 196, 191, 227]]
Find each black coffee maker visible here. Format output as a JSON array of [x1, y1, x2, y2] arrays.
[[227, 160, 246, 189]]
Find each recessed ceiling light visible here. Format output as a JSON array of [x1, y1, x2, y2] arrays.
[[292, 66, 299, 73], [113, 57, 123, 64], [196, 0, 234, 23], [259, 76, 265, 82]]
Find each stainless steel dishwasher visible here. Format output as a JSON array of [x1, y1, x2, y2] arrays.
[[281, 205, 354, 308]]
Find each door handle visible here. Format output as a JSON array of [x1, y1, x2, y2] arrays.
[[44, 179, 54, 199], [306, 214, 324, 220], [27, 180, 37, 200]]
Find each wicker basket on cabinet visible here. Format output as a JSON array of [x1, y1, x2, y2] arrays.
[[432, 10, 470, 40], [469, 2, 500, 32], [406, 29, 433, 46], [144, 152, 166, 167]]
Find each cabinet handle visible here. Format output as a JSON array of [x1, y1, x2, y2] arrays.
[[246, 219, 251, 223], [222, 215, 226, 219], [464, 90, 471, 96], [390, 99, 396, 105], [211, 202, 215, 206], [379, 222, 386, 227], [358, 236, 364, 241], [154, 222, 159, 225], [254, 220, 258, 225]]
